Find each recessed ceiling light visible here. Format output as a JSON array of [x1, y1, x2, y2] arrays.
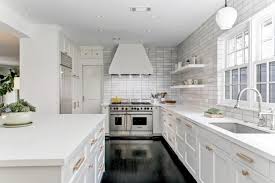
[[130, 7, 151, 12], [96, 28, 104, 32], [96, 15, 104, 18], [113, 37, 121, 41], [151, 15, 158, 19], [144, 29, 151, 33]]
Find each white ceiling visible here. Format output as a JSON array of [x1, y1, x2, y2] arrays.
[[1, 0, 224, 47]]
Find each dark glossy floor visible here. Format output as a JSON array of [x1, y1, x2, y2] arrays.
[[101, 139, 196, 183]]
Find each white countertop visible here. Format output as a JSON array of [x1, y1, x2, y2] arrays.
[[0, 114, 106, 167], [161, 104, 275, 162]]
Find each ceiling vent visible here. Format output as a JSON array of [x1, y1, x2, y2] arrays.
[[130, 7, 151, 12]]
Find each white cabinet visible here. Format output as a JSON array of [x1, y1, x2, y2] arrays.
[[162, 107, 274, 183], [153, 106, 161, 135], [101, 105, 110, 136], [0, 120, 105, 183], [198, 137, 233, 183], [233, 162, 270, 183], [80, 46, 103, 59], [183, 120, 197, 177]]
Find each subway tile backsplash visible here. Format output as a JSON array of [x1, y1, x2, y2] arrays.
[[103, 47, 178, 102], [175, 0, 275, 123]]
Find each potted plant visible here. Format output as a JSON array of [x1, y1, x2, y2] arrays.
[[0, 69, 17, 102], [0, 99, 36, 125]]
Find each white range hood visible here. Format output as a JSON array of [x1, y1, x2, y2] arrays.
[[109, 44, 153, 75]]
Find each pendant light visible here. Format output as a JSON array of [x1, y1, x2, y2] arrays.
[[216, 0, 238, 30]]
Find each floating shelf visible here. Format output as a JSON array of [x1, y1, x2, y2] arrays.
[[170, 85, 205, 89], [171, 64, 206, 74]]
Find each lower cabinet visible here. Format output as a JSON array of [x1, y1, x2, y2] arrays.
[[86, 157, 96, 183], [163, 108, 274, 183], [198, 138, 233, 183], [233, 162, 270, 183]]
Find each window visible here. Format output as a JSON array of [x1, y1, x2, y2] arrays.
[[224, 67, 247, 101], [261, 19, 274, 59], [255, 17, 275, 105], [226, 31, 249, 67], [224, 29, 249, 101], [218, 4, 275, 109]]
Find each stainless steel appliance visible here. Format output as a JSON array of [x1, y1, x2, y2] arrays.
[[110, 102, 153, 136], [60, 52, 72, 114]]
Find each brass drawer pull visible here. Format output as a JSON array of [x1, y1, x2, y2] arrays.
[[168, 114, 173, 116], [236, 153, 254, 164], [98, 164, 104, 171], [168, 123, 172, 127], [90, 139, 97, 145], [242, 170, 249, 176], [73, 157, 85, 172], [176, 118, 181, 122], [205, 145, 213, 151], [185, 123, 192, 128]]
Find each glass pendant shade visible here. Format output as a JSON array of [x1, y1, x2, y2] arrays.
[[216, 6, 238, 30]]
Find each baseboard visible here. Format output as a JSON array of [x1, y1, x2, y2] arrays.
[[161, 137, 197, 182]]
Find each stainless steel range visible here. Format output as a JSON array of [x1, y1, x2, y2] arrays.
[[110, 102, 153, 136]]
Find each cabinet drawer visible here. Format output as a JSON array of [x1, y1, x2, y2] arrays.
[[232, 144, 269, 177], [176, 117, 185, 139], [63, 145, 87, 183], [233, 161, 270, 183], [167, 116, 176, 132], [198, 127, 232, 155]]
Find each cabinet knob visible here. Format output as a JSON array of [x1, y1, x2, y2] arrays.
[[205, 145, 213, 151], [241, 170, 249, 176], [89, 164, 94, 169], [90, 139, 97, 145]]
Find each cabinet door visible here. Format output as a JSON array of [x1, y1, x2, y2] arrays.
[[86, 158, 96, 183], [198, 137, 233, 183], [198, 138, 214, 183], [214, 147, 234, 183], [233, 162, 270, 183], [176, 135, 185, 162]]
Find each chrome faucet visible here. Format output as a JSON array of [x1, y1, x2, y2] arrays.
[[234, 88, 266, 127]]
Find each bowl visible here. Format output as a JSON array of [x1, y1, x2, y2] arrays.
[[1, 112, 32, 125]]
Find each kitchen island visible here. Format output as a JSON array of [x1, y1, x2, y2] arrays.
[[0, 114, 106, 183]]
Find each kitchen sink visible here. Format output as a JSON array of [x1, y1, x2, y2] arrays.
[[210, 122, 270, 134]]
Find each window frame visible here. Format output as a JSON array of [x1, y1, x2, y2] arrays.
[[220, 23, 250, 107], [218, 3, 275, 111]]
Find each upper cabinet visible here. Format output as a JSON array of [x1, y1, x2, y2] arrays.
[[59, 33, 74, 58], [80, 46, 103, 59]]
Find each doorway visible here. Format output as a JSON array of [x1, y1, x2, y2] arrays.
[[82, 64, 103, 113]]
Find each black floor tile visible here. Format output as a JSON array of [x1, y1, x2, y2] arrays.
[[101, 139, 197, 183]]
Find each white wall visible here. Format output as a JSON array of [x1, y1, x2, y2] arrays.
[[20, 25, 61, 114]]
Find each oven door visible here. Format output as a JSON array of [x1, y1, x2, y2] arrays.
[[128, 114, 153, 131], [110, 114, 126, 131]]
